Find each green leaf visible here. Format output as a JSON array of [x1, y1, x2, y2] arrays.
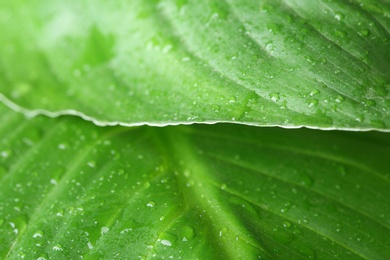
[[0, 0, 389, 129], [1, 103, 389, 259]]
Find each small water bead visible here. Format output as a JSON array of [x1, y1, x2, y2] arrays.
[[307, 99, 318, 108], [52, 244, 64, 251], [309, 90, 320, 96], [269, 93, 280, 102], [359, 30, 370, 37], [58, 143, 67, 150], [334, 12, 345, 21], [33, 230, 44, 238], [280, 202, 291, 213], [37, 254, 48, 260], [272, 228, 293, 245], [120, 228, 132, 234], [87, 161, 96, 168], [146, 201, 155, 208], [219, 227, 228, 237], [363, 99, 376, 107], [161, 240, 172, 247], [1, 150, 11, 159], [282, 222, 291, 228], [160, 232, 177, 247], [212, 105, 220, 112], [334, 29, 347, 38], [101, 226, 109, 235], [335, 96, 344, 103], [297, 244, 316, 259], [181, 226, 195, 241], [300, 175, 313, 187]]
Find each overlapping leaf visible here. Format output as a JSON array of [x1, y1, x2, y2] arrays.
[[0, 103, 389, 259], [0, 0, 389, 129]]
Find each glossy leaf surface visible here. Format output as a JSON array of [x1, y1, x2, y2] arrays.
[[0, 0, 389, 129], [1, 103, 389, 259]]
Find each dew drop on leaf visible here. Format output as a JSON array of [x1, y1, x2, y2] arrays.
[[363, 99, 376, 107], [335, 95, 344, 103], [161, 239, 172, 247], [359, 30, 370, 37], [270, 93, 280, 102], [52, 244, 64, 251], [181, 226, 195, 241], [146, 201, 155, 208], [300, 175, 313, 187], [280, 202, 291, 213], [32, 230, 44, 238], [160, 232, 177, 246], [334, 29, 347, 38], [219, 227, 228, 237], [272, 228, 293, 245], [282, 222, 291, 228], [297, 244, 316, 259], [100, 226, 109, 235], [307, 99, 318, 108], [37, 254, 48, 260], [87, 161, 96, 168], [334, 12, 345, 21]]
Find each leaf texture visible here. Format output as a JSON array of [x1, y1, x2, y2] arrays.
[[0, 0, 389, 129], [0, 103, 389, 259]]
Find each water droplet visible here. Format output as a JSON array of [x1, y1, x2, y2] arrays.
[[161, 240, 172, 247], [280, 202, 291, 213], [309, 90, 320, 96], [58, 143, 67, 150], [87, 241, 94, 249], [101, 226, 109, 235], [1, 150, 11, 159], [181, 226, 195, 241], [300, 175, 313, 187], [212, 105, 220, 112], [52, 244, 63, 251], [359, 30, 370, 37], [334, 29, 347, 38], [146, 201, 155, 208], [267, 23, 281, 33], [297, 244, 316, 259], [37, 254, 48, 260], [355, 116, 364, 122], [282, 222, 291, 228], [363, 99, 376, 107], [160, 232, 177, 246], [334, 12, 345, 21], [87, 161, 96, 168], [33, 230, 44, 238], [120, 228, 132, 234], [219, 227, 228, 237], [307, 99, 318, 107], [335, 96, 345, 103], [270, 93, 280, 102], [273, 228, 293, 245]]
